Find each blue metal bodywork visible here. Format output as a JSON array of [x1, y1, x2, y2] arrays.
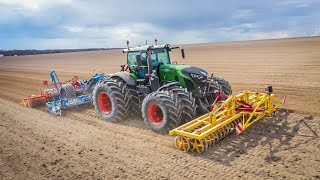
[[76, 72, 106, 93]]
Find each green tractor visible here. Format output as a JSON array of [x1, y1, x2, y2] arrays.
[[93, 41, 232, 133]]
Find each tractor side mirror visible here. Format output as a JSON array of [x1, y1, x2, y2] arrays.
[[181, 48, 185, 59]]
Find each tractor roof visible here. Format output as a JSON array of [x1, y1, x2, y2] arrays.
[[123, 44, 173, 53]]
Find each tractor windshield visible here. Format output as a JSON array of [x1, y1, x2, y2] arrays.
[[127, 48, 171, 67], [150, 48, 170, 64], [127, 52, 140, 66]]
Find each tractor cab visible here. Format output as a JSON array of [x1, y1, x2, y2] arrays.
[[123, 44, 172, 79]]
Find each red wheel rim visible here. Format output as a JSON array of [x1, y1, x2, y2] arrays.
[[148, 104, 163, 125], [98, 92, 112, 114]]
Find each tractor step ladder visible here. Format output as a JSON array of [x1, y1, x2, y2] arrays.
[[169, 87, 286, 153]]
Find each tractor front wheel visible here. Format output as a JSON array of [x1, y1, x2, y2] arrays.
[[209, 76, 232, 96], [206, 76, 232, 104], [142, 91, 183, 134]]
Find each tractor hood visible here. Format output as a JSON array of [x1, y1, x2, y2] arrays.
[[160, 64, 208, 76], [159, 64, 208, 91], [181, 66, 208, 78]]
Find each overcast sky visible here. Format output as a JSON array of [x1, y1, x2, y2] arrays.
[[0, 0, 320, 49]]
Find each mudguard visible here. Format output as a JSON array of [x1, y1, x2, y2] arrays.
[[111, 72, 136, 86]]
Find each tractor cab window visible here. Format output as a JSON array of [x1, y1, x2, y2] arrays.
[[150, 48, 170, 64], [127, 52, 149, 65], [127, 48, 170, 68], [127, 52, 139, 67]]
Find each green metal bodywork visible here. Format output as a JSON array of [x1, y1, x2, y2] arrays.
[[129, 72, 139, 81], [158, 64, 196, 92]]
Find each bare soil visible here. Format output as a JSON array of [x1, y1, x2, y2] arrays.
[[0, 37, 319, 179]]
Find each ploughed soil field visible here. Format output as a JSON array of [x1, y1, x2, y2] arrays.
[[0, 37, 319, 179]]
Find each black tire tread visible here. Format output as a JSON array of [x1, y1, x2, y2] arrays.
[[208, 75, 232, 95], [61, 84, 76, 99], [128, 88, 141, 117], [93, 77, 130, 122], [142, 91, 183, 133], [158, 83, 197, 123]]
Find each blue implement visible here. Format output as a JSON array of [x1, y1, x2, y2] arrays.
[[46, 70, 96, 116]]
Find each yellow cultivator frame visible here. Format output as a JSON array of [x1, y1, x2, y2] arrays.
[[169, 86, 286, 153]]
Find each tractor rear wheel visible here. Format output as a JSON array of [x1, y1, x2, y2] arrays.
[[142, 91, 183, 134], [93, 78, 130, 122]]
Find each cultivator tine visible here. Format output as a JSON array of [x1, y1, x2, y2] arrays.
[[169, 88, 285, 153], [205, 136, 212, 147]]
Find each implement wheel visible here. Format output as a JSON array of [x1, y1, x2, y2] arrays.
[[60, 84, 76, 100], [190, 139, 205, 153], [175, 136, 190, 152], [142, 91, 182, 134]]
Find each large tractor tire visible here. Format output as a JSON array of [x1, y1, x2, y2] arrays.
[[93, 77, 130, 122], [60, 84, 76, 99], [170, 88, 197, 123], [206, 76, 232, 104], [128, 89, 142, 117], [209, 75, 232, 95], [205, 80, 220, 106], [142, 91, 183, 134], [158, 83, 197, 123]]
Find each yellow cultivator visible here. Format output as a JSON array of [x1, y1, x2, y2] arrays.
[[169, 86, 286, 153]]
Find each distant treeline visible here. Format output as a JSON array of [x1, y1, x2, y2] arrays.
[[0, 48, 120, 56]]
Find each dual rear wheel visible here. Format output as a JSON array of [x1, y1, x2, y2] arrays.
[[93, 80, 193, 134]]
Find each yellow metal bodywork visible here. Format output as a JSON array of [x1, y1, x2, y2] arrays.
[[169, 90, 285, 153], [21, 99, 30, 107]]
